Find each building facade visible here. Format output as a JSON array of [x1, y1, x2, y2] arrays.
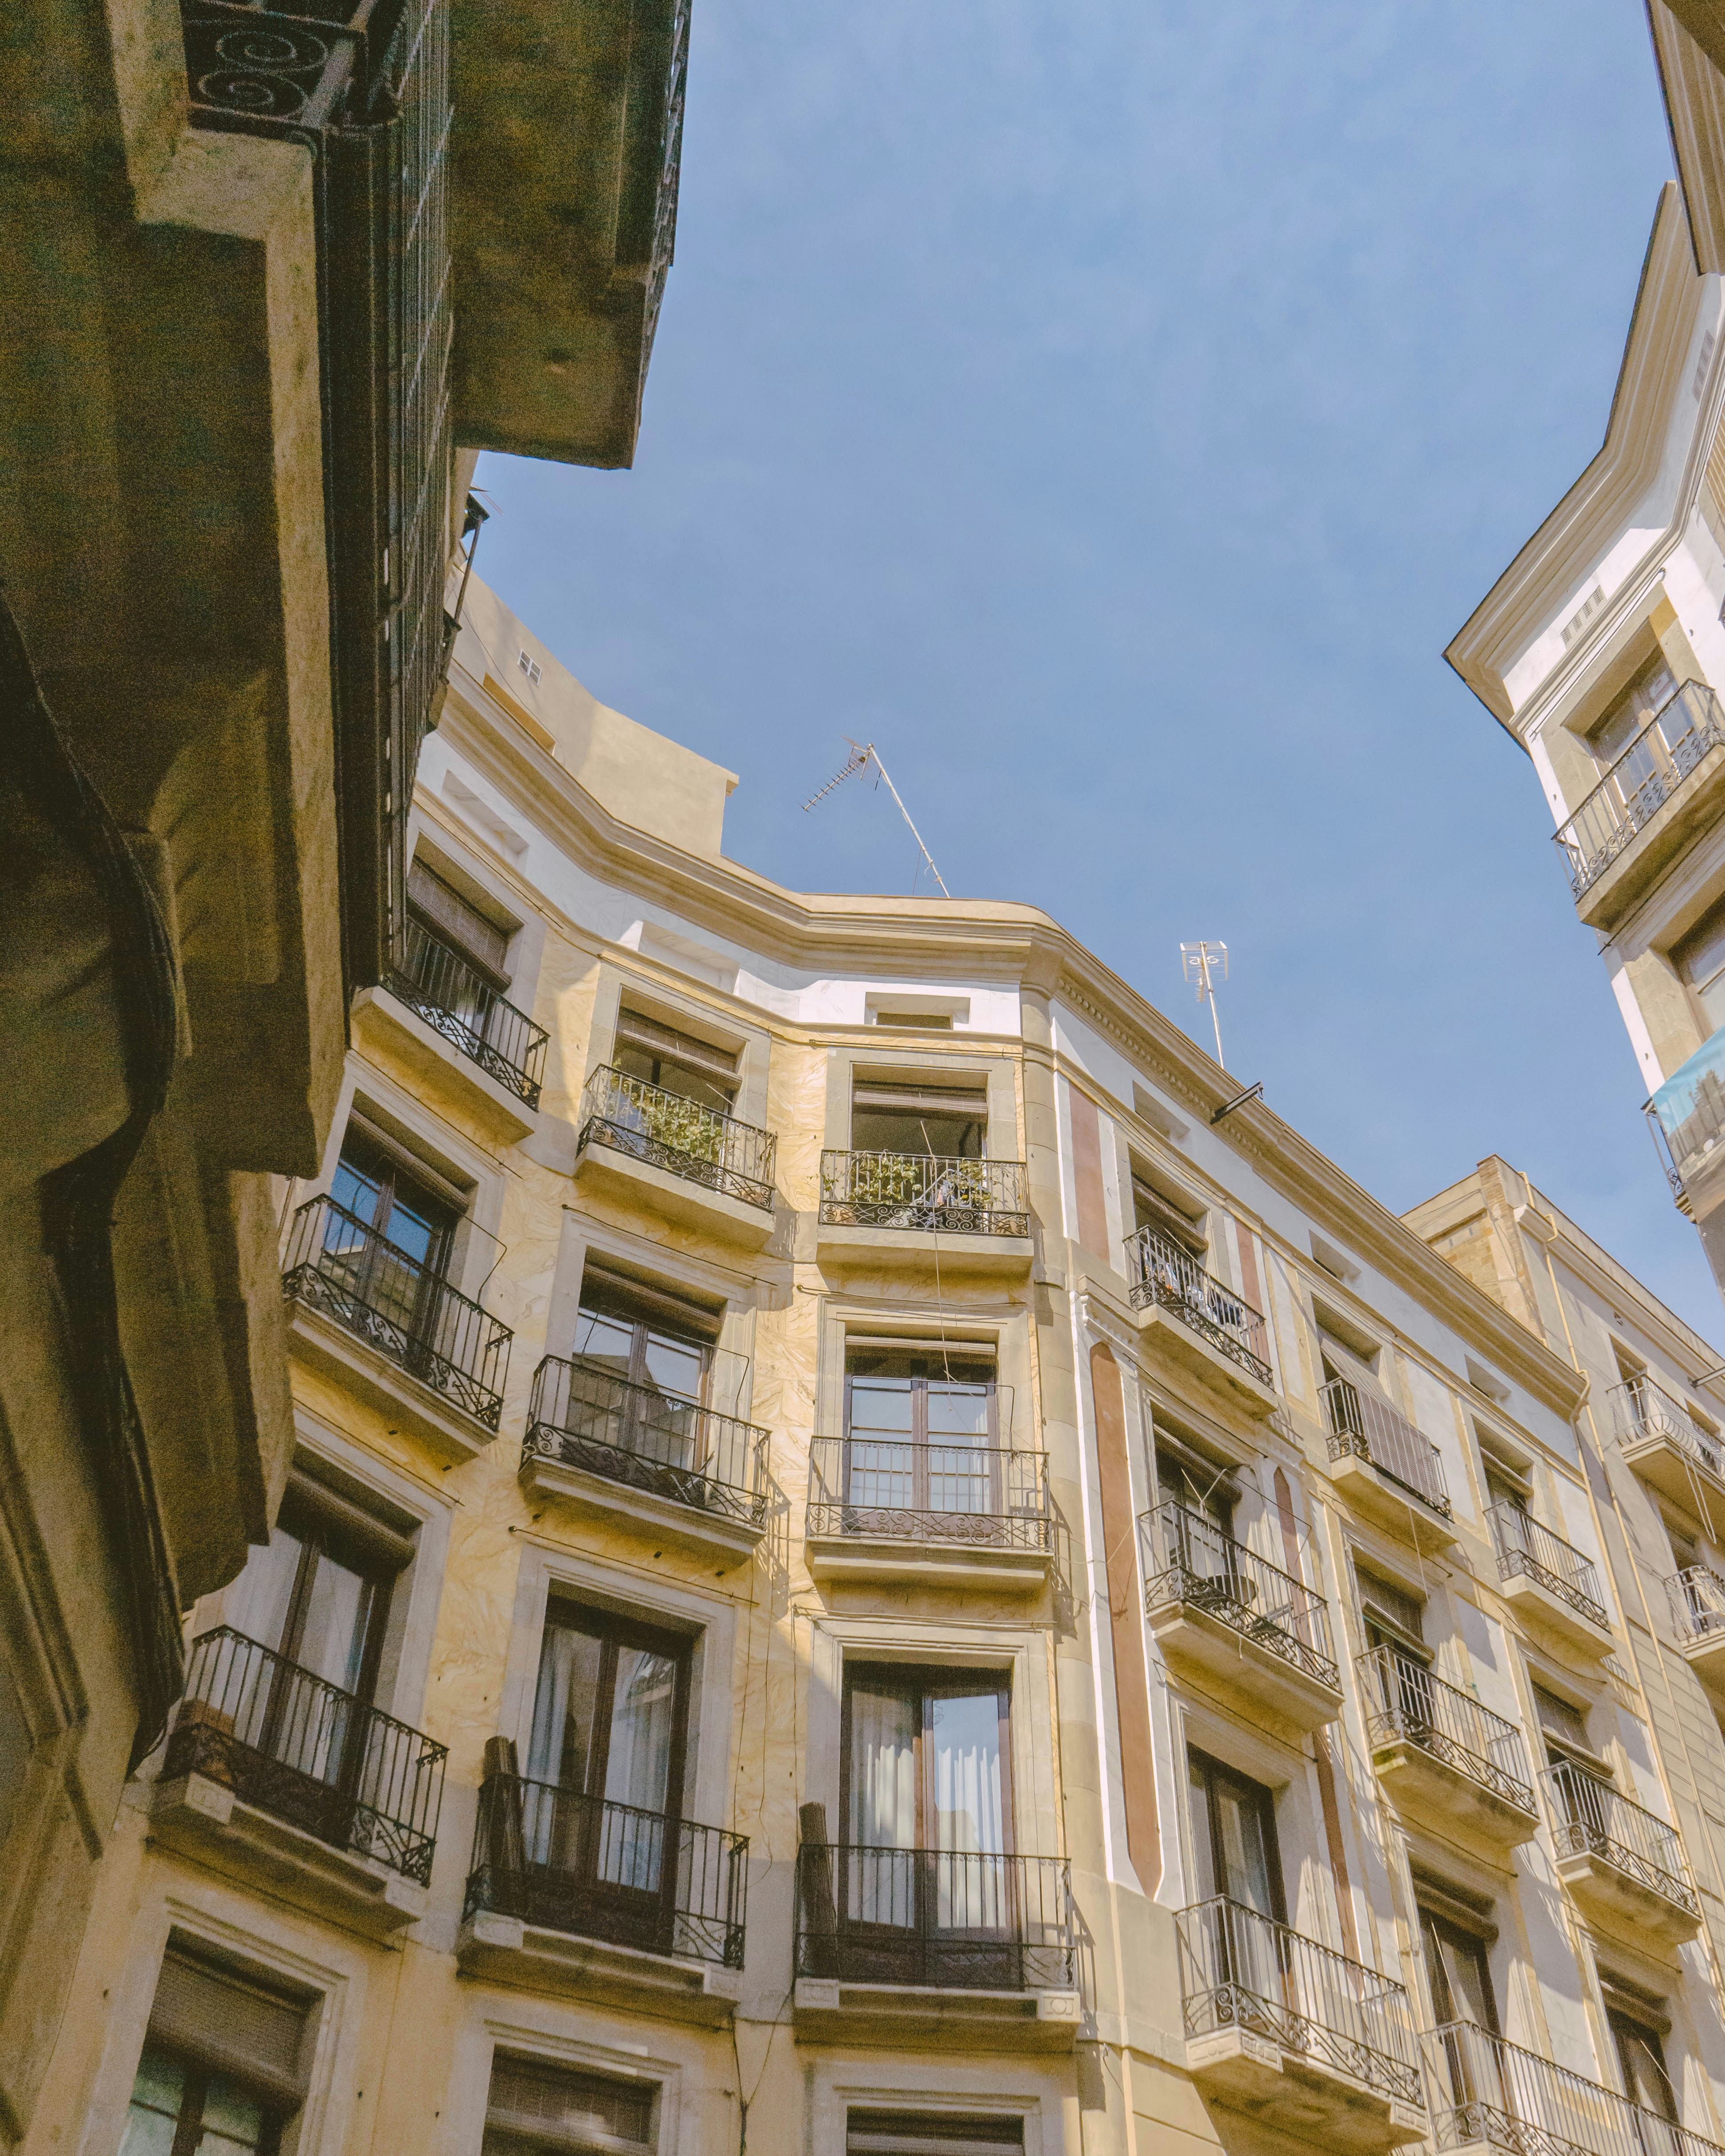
[[25, 583, 1725, 2156]]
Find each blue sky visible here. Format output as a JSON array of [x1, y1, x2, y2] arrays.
[[473, 2, 1718, 1339]]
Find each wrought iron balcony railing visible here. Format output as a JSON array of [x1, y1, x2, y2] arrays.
[[795, 1842, 1074, 1992], [164, 1627, 446, 1885], [1177, 1896, 1422, 2109], [1122, 1226, 1272, 1384], [1424, 2019, 1724, 2156], [1488, 1502, 1609, 1631], [578, 1065, 777, 1211], [524, 1355, 769, 1526], [1141, 1503, 1339, 1691], [387, 918, 548, 1107], [1323, 1376, 1452, 1518], [1553, 681, 1725, 900], [282, 1194, 511, 1428], [820, 1151, 1029, 1238], [1667, 1565, 1725, 1647], [466, 1768, 746, 1969], [807, 1436, 1051, 1551], [1609, 1378, 1725, 1476], [1542, 1760, 1696, 1915], [1357, 1647, 1535, 1813], [179, 0, 452, 989]]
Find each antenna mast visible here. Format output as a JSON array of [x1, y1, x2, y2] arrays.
[[802, 738, 950, 897], [1180, 940, 1229, 1069]]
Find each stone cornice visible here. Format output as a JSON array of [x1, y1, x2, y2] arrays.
[[1444, 184, 1698, 731], [434, 677, 1587, 1423]]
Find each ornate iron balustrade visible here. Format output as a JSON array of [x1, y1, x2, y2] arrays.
[[466, 1768, 746, 1969], [179, 0, 453, 988], [525, 1355, 769, 1526], [820, 1151, 1029, 1237], [795, 1842, 1073, 1992], [1667, 1565, 1725, 1647], [1489, 1503, 1609, 1631], [1141, 1503, 1339, 1691], [1323, 1376, 1452, 1517], [1543, 1760, 1696, 1915], [806, 1436, 1051, 1551], [1177, 1896, 1422, 2109], [1424, 2019, 1725, 2156], [578, 1065, 776, 1211], [164, 1627, 445, 1885], [388, 917, 548, 1106], [1122, 1226, 1271, 1384], [1553, 681, 1725, 900], [1358, 1646, 1535, 1813], [282, 1194, 511, 1427], [1609, 1378, 1725, 1476]]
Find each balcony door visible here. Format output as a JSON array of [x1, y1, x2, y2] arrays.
[[568, 1272, 716, 1497], [525, 1604, 692, 1954], [839, 1666, 1016, 1986], [842, 1349, 999, 1533], [1420, 1903, 1504, 2129], [1186, 1750, 1285, 2019], [327, 1132, 459, 1350], [1588, 654, 1677, 804], [615, 1004, 739, 1114]]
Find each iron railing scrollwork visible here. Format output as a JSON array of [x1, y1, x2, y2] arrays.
[[819, 1151, 1030, 1238], [795, 1842, 1074, 1992], [1323, 1375, 1452, 1518], [388, 917, 548, 1106], [1176, 1896, 1422, 2109], [524, 1354, 769, 1526], [1553, 681, 1725, 901], [1667, 1565, 1725, 1648], [1122, 1226, 1272, 1384], [1609, 1379, 1725, 1476], [281, 1194, 511, 1427], [1424, 2018, 1725, 2156], [178, 0, 453, 990], [1488, 1503, 1609, 1631], [1542, 1761, 1696, 1915], [165, 1628, 446, 1884], [806, 1436, 1052, 1552], [1357, 1646, 1535, 1814], [1142, 1503, 1340, 1692], [578, 1066, 777, 1212], [465, 1769, 746, 1969]]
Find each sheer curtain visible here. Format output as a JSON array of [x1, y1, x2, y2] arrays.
[[602, 1645, 677, 1889], [847, 1685, 917, 1924], [930, 1691, 1005, 1930], [526, 1623, 602, 1866]]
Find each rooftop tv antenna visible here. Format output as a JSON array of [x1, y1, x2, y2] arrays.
[[1181, 940, 1229, 1069], [802, 738, 950, 897]]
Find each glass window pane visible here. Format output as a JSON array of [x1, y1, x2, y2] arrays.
[[1188, 1756, 1220, 1903], [848, 1685, 917, 1849], [224, 1531, 305, 1660], [331, 1157, 383, 1225], [295, 1551, 372, 1697], [640, 1328, 705, 1402], [196, 2073, 270, 2152], [572, 1306, 636, 1374], [928, 1692, 1004, 1856], [1212, 1777, 1276, 1918], [924, 1383, 992, 1439], [849, 1379, 915, 1435], [121, 2045, 186, 2156], [604, 1647, 678, 1814], [528, 1621, 606, 1794]]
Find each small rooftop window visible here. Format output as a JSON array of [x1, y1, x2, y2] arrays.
[[516, 649, 541, 684]]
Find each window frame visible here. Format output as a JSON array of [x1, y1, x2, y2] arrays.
[[1185, 1747, 1286, 1924], [838, 1663, 1016, 1857]]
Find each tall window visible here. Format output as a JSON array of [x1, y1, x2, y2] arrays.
[[524, 1604, 692, 1942], [850, 1077, 987, 1158], [482, 2053, 656, 2156], [1606, 1994, 1679, 2124], [1186, 1750, 1283, 1921], [1588, 654, 1677, 771], [120, 1946, 311, 2156], [842, 1346, 998, 1521], [572, 1272, 714, 1405], [614, 1006, 738, 1114], [1420, 1905, 1498, 2031], [1674, 894, 1725, 1039], [1131, 1170, 1205, 1258], [409, 859, 511, 980], [842, 1667, 1010, 1858], [847, 2116, 1022, 2156]]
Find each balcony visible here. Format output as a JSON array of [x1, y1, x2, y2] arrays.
[[793, 1841, 1079, 2052], [1177, 1896, 1426, 2154], [281, 1196, 512, 1462], [1610, 1378, 1725, 1541], [458, 1765, 746, 2024], [1667, 1567, 1725, 1700], [151, 1628, 445, 1937], [1141, 1503, 1342, 1731], [1358, 1647, 1538, 1852], [805, 1436, 1053, 1592], [1489, 1503, 1613, 1658], [1543, 1761, 1700, 1947], [816, 1152, 1032, 1278], [1122, 1227, 1277, 1416], [519, 1355, 769, 1568], [1323, 1379, 1456, 1552], [356, 918, 549, 1138], [574, 1066, 777, 1249], [1647, 1032, 1725, 1218], [1425, 2019, 1725, 2156], [1552, 680, 1725, 928]]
